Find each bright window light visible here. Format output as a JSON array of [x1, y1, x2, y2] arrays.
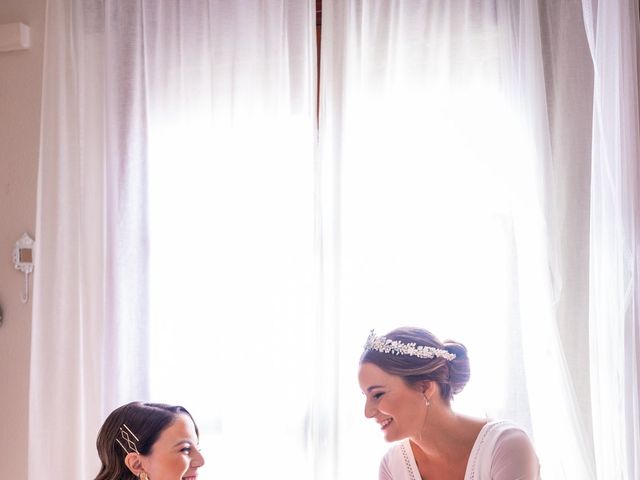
[[148, 108, 317, 479]]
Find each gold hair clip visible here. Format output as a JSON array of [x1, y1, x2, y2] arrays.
[[116, 423, 140, 454]]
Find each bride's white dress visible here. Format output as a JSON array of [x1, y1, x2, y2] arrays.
[[378, 421, 541, 480]]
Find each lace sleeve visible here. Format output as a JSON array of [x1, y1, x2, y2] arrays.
[[379, 454, 394, 480], [490, 428, 541, 479]]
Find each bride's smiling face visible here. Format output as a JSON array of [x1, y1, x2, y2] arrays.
[[358, 362, 428, 442], [140, 414, 205, 480]]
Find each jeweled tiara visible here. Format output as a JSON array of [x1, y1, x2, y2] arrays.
[[363, 330, 456, 361]]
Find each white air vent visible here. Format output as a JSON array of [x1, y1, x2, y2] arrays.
[[0, 22, 31, 52]]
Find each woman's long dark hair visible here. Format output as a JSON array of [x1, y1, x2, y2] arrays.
[[95, 402, 199, 480]]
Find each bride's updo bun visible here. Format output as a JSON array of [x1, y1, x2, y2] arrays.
[[361, 326, 470, 402]]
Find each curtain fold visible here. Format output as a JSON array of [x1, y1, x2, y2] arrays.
[[495, 2, 595, 477], [29, 1, 151, 478], [582, 0, 640, 478], [539, 0, 596, 466], [140, 2, 318, 479]]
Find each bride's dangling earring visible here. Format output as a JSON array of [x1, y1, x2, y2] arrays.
[[419, 394, 431, 442]]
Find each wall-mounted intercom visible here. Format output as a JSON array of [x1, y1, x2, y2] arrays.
[[13, 233, 35, 303]]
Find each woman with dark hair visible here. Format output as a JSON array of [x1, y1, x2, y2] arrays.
[[359, 327, 540, 480], [95, 401, 205, 480]]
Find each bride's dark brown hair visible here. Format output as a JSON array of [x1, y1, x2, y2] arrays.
[[360, 326, 470, 403]]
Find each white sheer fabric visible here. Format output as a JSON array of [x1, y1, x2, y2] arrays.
[[30, 1, 317, 479], [29, 1, 150, 479], [30, 0, 640, 479], [538, 0, 596, 465], [582, 1, 640, 478], [319, 1, 593, 478], [142, 3, 318, 479]]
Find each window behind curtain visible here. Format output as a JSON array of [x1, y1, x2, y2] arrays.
[[144, 3, 318, 478]]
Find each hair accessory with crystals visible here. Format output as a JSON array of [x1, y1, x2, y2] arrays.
[[363, 330, 456, 361], [116, 423, 140, 454]]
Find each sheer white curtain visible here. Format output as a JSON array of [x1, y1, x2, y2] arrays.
[[30, 1, 150, 479], [141, 2, 318, 480], [539, 0, 596, 468], [319, 1, 593, 478], [582, 0, 640, 478], [31, 1, 318, 478]]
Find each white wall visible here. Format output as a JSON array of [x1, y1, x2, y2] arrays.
[[0, 0, 45, 478]]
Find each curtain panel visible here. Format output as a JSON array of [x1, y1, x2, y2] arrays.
[[582, 0, 640, 478], [142, 2, 319, 479], [30, 1, 318, 479], [30, 1, 150, 479]]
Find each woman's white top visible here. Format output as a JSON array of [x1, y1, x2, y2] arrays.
[[379, 420, 541, 480]]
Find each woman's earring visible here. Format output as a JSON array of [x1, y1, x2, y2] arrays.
[[140, 473, 149, 480], [425, 396, 430, 407]]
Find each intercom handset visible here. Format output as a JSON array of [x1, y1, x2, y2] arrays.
[[13, 233, 34, 303]]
